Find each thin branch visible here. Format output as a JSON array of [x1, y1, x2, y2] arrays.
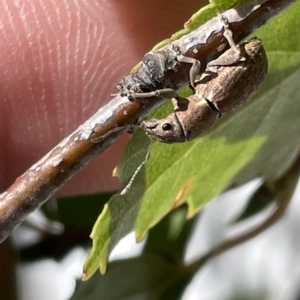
[[0, 0, 296, 242]]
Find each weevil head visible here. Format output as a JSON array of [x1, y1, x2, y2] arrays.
[[143, 52, 165, 83], [140, 114, 187, 143]]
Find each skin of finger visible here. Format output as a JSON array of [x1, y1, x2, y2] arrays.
[[0, 0, 205, 196]]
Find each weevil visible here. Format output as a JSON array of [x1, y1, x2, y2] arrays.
[[140, 38, 268, 143], [117, 45, 200, 101]]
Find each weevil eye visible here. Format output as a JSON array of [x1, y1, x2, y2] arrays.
[[144, 59, 154, 67], [162, 123, 172, 131]]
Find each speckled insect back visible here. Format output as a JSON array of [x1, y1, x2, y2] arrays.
[[140, 38, 268, 143], [117, 45, 200, 102]]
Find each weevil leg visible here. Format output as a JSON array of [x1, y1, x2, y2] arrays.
[[171, 96, 189, 111], [171, 98, 179, 110], [129, 88, 178, 102], [208, 15, 243, 67], [177, 55, 201, 90], [90, 126, 127, 143], [171, 45, 201, 90], [221, 15, 241, 58]]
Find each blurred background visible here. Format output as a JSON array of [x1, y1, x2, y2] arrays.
[[2, 177, 300, 300]]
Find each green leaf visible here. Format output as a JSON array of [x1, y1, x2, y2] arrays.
[[235, 163, 300, 223], [73, 254, 191, 300], [43, 192, 112, 229], [83, 131, 150, 277], [233, 181, 277, 223], [85, 0, 300, 278], [143, 205, 196, 261], [152, 0, 238, 50]]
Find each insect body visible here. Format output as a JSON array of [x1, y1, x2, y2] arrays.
[[117, 15, 245, 103], [117, 45, 200, 101], [140, 38, 268, 143]]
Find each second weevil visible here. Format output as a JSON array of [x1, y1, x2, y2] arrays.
[[117, 16, 241, 103], [117, 44, 200, 101]]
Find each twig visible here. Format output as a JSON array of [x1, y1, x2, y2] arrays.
[[0, 0, 296, 242]]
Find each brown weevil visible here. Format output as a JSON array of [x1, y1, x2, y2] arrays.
[[140, 38, 268, 143]]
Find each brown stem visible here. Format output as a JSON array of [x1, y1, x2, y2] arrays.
[[0, 0, 296, 243]]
